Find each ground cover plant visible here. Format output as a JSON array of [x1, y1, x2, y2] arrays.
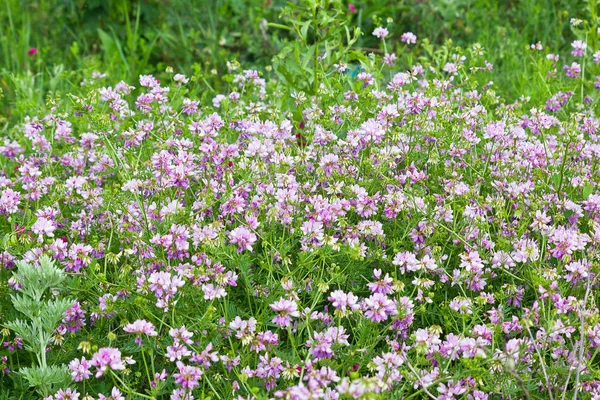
[[0, 0, 588, 126], [3, 0, 600, 399]]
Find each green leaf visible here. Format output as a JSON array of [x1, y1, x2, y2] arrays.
[[552, 173, 560, 188], [302, 44, 316, 69], [300, 20, 312, 42], [20, 365, 70, 394], [583, 183, 594, 199]]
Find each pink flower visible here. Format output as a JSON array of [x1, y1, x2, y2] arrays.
[[166, 343, 191, 362], [202, 283, 227, 300], [47, 388, 80, 400], [174, 361, 203, 389], [328, 290, 360, 313], [372, 27, 389, 40], [63, 301, 86, 333], [27, 48, 37, 56], [98, 387, 124, 400], [68, 357, 92, 381], [270, 298, 300, 328], [123, 319, 158, 336], [170, 389, 194, 400], [307, 326, 350, 360], [382, 53, 397, 66], [139, 74, 160, 88], [148, 271, 185, 311], [300, 219, 325, 249], [0, 188, 21, 214], [571, 40, 587, 57], [31, 217, 56, 241], [449, 297, 473, 314], [348, 4, 357, 14], [228, 226, 257, 252], [443, 62, 458, 74], [564, 62, 581, 78], [90, 347, 133, 377], [251, 353, 284, 390], [169, 326, 194, 345], [173, 73, 189, 84], [190, 342, 219, 368], [362, 293, 397, 322], [401, 32, 417, 44], [367, 269, 394, 294]]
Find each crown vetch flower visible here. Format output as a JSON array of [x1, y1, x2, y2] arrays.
[[270, 298, 300, 328], [228, 225, 257, 253], [123, 319, 158, 337], [90, 348, 134, 377], [372, 27, 389, 39]]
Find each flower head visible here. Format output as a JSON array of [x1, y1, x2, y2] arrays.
[[270, 298, 300, 328], [124, 319, 158, 337], [90, 348, 133, 377], [228, 226, 257, 253], [401, 32, 417, 44], [372, 27, 389, 39]]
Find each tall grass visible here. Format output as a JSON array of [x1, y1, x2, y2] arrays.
[[0, 0, 591, 126]]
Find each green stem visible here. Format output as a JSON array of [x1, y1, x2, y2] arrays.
[[111, 369, 155, 399], [141, 346, 153, 394], [556, 140, 571, 198], [313, 5, 319, 95], [37, 317, 46, 369]]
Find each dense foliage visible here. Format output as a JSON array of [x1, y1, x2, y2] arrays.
[[2, 1, 600, 399], [0, 0, 589, 125]]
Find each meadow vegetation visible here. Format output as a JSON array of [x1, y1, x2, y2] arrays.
[[1, 1, 600, 399]]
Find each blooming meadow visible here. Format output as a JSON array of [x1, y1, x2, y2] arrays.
[[3, 2, 600, 400]]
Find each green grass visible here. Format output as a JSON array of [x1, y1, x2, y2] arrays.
[[0, 0, 592, 127]]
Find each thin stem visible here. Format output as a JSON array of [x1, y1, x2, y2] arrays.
[[111, 369, 156, 399], [524, 325, 554, 400], [573, 275, 594, 399], [141, 346, 153, 395], [403, 354, 437, 400]]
